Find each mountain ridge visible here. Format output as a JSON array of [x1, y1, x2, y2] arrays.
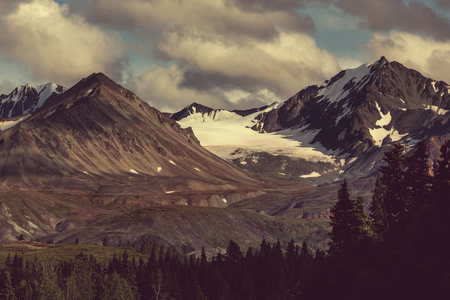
[[173, 57, 450, 182]]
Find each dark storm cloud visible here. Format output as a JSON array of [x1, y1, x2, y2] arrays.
[[179, 67, 280, 95], [69, 0, 315, 41], [225, 0, 306, 12], [334, 0, 450, 39]]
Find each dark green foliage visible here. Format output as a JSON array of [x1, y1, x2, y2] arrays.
[[379, 143, 407, 224], [328, 180, 371, 255], [300, 140, 450, 300], [369, 175, 387, 240], [404, 141, 432, 212]]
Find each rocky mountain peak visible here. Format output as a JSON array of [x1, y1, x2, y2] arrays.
[[0, 82, 66, 118], [172, 57, 449, 182]]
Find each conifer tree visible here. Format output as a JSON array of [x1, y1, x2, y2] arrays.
[[379, 144, 407, 223], [433, 140, 450, 209], [299, 241, 313, 265], [226, 240, 243, 263], [328, 180, 356, 255], [354, 196, 372, 239], [369, 175, 387, 240], [0, 269, 16, 300], [405, 141, 432, 212]]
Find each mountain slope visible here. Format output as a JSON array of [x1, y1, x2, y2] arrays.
[[0, 73, 258, 191], [0, 83, 66, 118], [173, 57, 450, 182]]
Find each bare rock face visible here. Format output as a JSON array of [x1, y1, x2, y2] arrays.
[[0, 73, 257, 191]]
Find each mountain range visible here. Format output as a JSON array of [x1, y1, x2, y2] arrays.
[[0, 57, 448, 254], [172, 57, 449, 183]]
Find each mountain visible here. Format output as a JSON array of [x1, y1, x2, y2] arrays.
[[0, 73, 260, 192], [1, 73, 318, 253], [173, 57, 450, 182], [171, 102, 272, 122], [0, 83, 66, 118]]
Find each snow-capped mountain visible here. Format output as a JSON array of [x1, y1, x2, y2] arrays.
[[173, 57, 450, 182], [171, 102, 272, 122], [0, 82, 66, 118]]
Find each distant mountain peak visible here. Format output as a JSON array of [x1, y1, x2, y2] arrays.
[[0, 82, 66, 118]]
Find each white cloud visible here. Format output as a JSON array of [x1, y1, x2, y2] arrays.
[[363, 31, 450, 83], [0, 0, 127, 87], [158, 31, 340, 97], [128, 65, 228, 113], [70, 0, 340, 112], [128, 31, 340, 112]]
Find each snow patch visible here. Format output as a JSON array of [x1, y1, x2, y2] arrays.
[[183, 108, 240, 123], [165, 191, 175, 194], [317, 63, 372, 104], [369, 102, 407, 146], [300, 172, 321, 178], [169, 160, 176, 165], [0, 114, 31, 131], [157, 167, 162, 172], [129, 169, 138, 174], [425, 105, 448, 115], [431, 81, 437, 93], [7, 220, 29, 234], [221, 198, 227, 203], [27, 221, 39, 229], [84, 89, 93, 97], [194, 167, 201, 172]]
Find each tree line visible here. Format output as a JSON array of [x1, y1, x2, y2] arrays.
[[0, 140, 448, 299], [311, 140, 449, 299]]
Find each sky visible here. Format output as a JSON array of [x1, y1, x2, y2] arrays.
[[1, 0, 450, 112]]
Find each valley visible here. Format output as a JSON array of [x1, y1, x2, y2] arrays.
[[0, 57, 448, 257]]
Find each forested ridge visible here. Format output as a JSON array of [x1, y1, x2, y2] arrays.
[[0, 141, 448, 300]]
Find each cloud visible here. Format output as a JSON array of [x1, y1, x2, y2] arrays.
[[440, 0, 450, 9], [128, 31, 340, 112], [0, 0, 127, 87], [129, 65, 287, 112], [0, 0, 31, 15], [157, 31, 340, 97], [127, 65, 228, 112], [0, 80, 15, 95], [334, 0, 450, 39], [71, 0, 339, 112], [75, 0, 315, 41], [363, 31, 450, 83]]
